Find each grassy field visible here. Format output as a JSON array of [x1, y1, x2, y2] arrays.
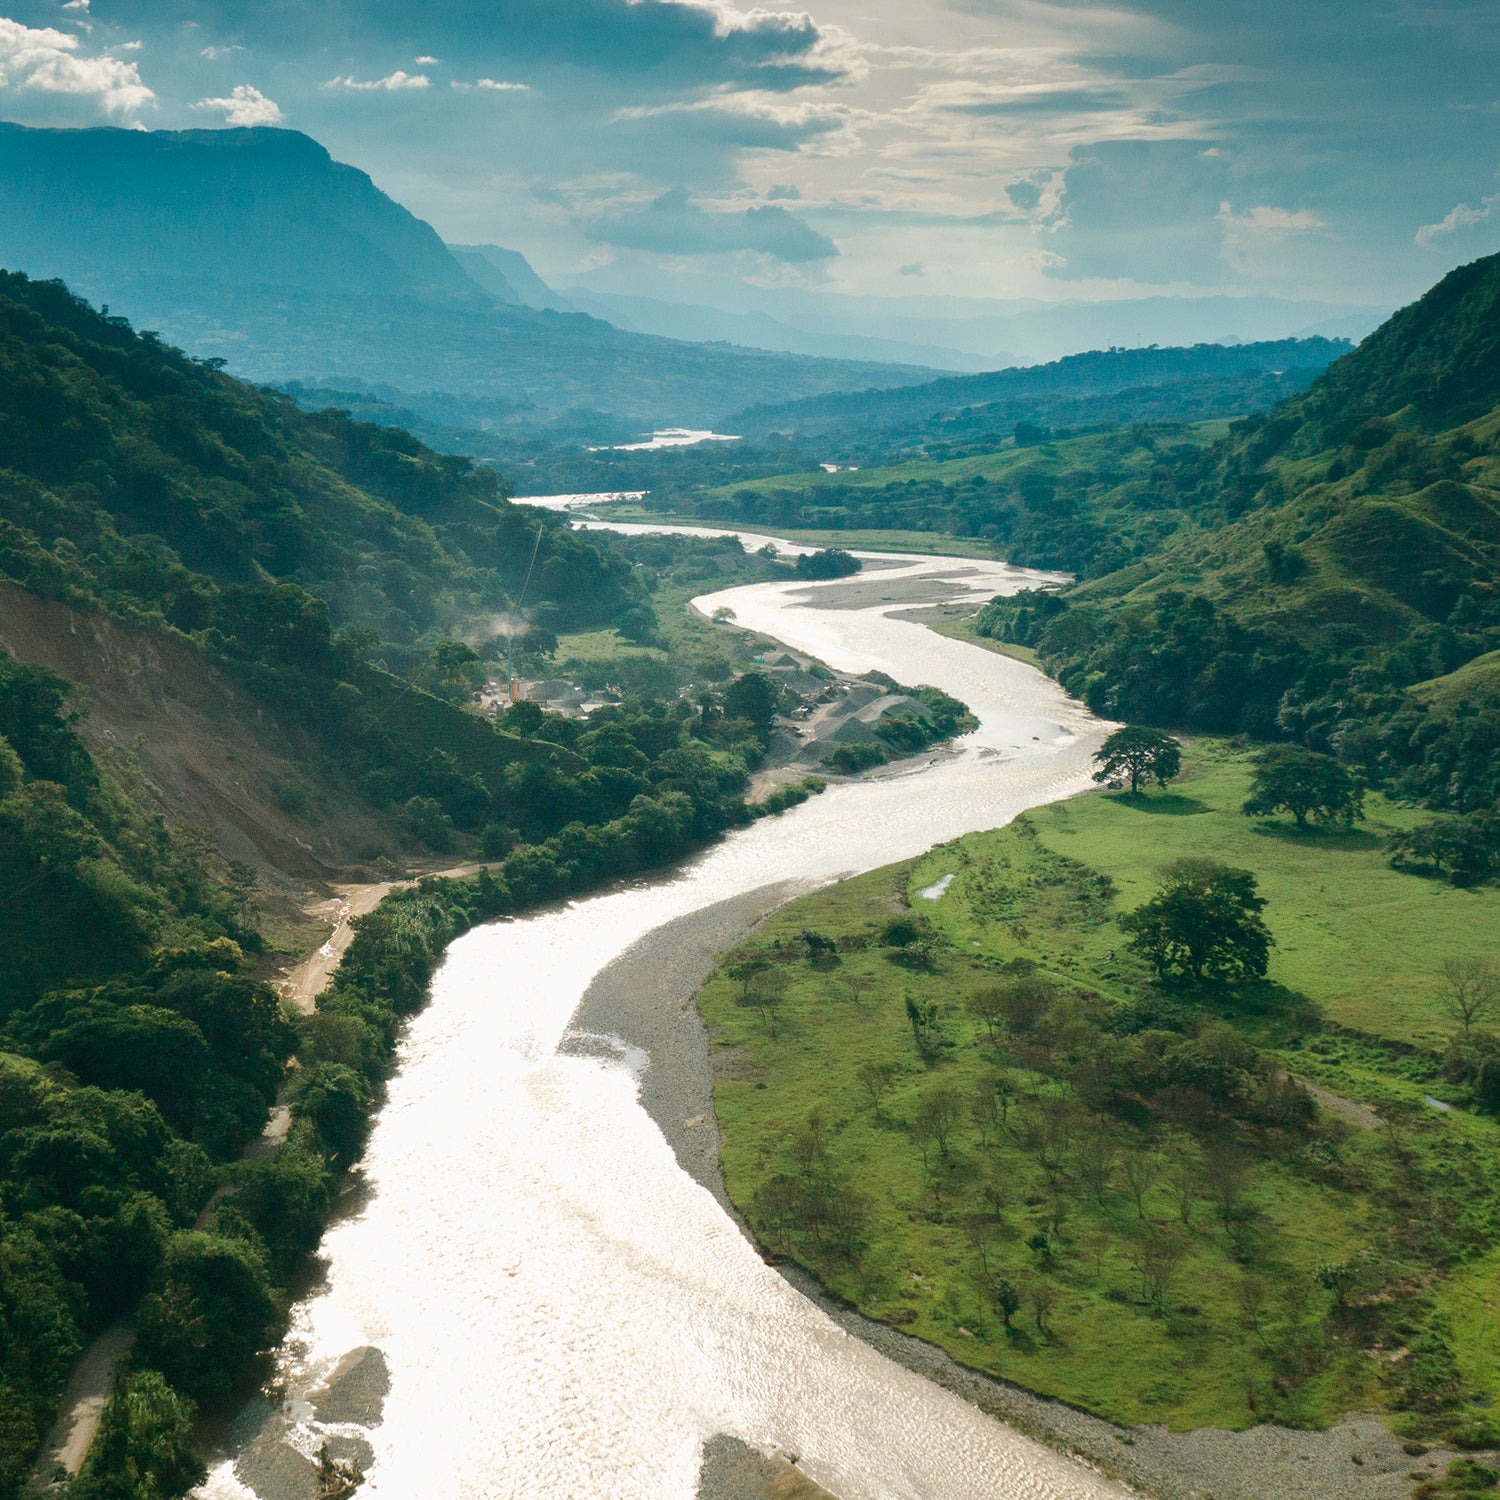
[[928, 740, 1497, 1048], [583, 503, 1010, 561], [698, 740, 1500, 1435], [695, 424, 1230, 510], [928, 615, 1042, 667]]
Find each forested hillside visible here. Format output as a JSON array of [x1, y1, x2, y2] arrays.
[[976, 253, 1500, 845], [731, 338, 1348, 442], [0, 272, 834, 1497]]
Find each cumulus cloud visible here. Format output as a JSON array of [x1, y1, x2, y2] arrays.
[[1041, 140, 1233, 282], [0, 17, 154, 113], [325, 69, 430, 91], [585, 185, 837, 262], [452, 77, 528, 91], [414, 54, 438, 65], [614, 93, 846, 151], [200, 44, 243, 59], [194, 82, 282, 125], [1416, 193, 1500, 246]]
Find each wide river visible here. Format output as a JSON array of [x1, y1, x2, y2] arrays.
[[198, 530, 1124, 1500]]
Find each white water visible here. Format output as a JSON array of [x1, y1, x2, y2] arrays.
[[600, 428, 742, 451], [198, 541, 1124, 1500]]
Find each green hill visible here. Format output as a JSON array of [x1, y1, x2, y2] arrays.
[[973, 254, 1500, 820], [0, 272, 813, 1497]]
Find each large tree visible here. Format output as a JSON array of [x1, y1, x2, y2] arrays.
[[1092, 725, 1182, 795], [723, 671, 780, 738], [1242, 746, 1364, 829], [1120, 858, 1273, 985]]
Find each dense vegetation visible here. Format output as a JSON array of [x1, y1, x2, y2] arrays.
[[0, 271, 993, 1496], [947, 255, 1500, 879], [0, 647, 287, 1498], [286, 346, 1340, 504], [700, 744, 1500, 1438]]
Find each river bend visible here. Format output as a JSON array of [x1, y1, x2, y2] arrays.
[[197, 540, 1123, 1500]]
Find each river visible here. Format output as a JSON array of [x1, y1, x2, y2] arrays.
[[196, 536, 1123, 1500]]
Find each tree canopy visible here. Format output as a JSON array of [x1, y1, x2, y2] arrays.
[[1092, 725, 1182, 795], [1119, 858, 1273, 985], [1242, 746, 1364, 829]]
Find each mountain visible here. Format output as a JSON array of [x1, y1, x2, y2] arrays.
[[0, 123, 479, 299], [974, 251, 1500, 815], [561, 288, 995, 371], [0, 269, 810, 1497], [558, 266, 1387, 367], [732, 337, 1352, 439], [0, 124, 937, 435], [449, 242, 577, 313]]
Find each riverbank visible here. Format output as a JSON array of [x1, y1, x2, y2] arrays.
[[573, 862, 1440, 1500]]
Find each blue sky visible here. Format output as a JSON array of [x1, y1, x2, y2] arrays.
[[1, 0, 1497, 307]]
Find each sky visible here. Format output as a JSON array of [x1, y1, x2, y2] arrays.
[[1, 0, 1497, 310]]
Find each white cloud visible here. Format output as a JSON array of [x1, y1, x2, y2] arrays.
[[0, 17, 154, 113], [60, 0, 88, 10], [1221, 204, 1328, 234], [325, 70, 430, 91], [200, 44, 244, 61], [414, 55, 439, 65], [194, 82, 283, 126], [452, 77, 529, 92], [1416, 193, 1500, 246]]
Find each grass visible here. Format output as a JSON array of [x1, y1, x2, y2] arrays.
[[928, 615, 1042, 667], [590, 502, 1011, 562], [989, 740, 1498, 1048], [696, 425, 1230, 509], [698, 739, 1500, 1434]]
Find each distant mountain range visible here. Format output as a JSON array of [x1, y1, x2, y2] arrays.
[[732, 337, 1353, 439], [0, 123, 938, 436], [554, 270, 1387, 370]]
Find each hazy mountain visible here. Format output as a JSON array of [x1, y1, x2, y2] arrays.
[[558, 263, 1388, 367], [732, 337, 1351, 438], [560, 289, 996, 371], [0, 122, 479, 299], [450, 243, 577, 313], [0, 123, 938, 435]]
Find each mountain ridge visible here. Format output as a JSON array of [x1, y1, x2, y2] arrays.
[[0, 122, 940, 433]]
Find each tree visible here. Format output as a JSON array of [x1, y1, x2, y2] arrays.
[[740, 967, 790, 1036], [855, 1059, 898, 1118], [1074, 1124, 1116, 1203], [1119, 858, 1272, 985], [76, 1370, 205, 1500], [723, 671, 780, 738], [1130, 1229, 1187, 1315], [911, 1086, 964, 1163], [1441, 958, 1499, 1035], [1028, 1277, 1059, 1332], [1316, 1260, 1359, 1311], [1242, 746, 1364, 830], [1092, 725, 1182, 795], [1119, 1148, 1160, 1220], [990, 1275, 1023, 1329]]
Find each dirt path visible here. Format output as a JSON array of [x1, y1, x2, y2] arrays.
[[275, 883, 396, 1016], [32, 862, 490, 1492], [29, 1323, 134, 1493]]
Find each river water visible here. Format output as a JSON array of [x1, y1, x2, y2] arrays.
[[197, 539, 1123, 1500]]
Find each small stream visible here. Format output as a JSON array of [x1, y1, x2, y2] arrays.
[[196, 532, 1124, 1500]]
